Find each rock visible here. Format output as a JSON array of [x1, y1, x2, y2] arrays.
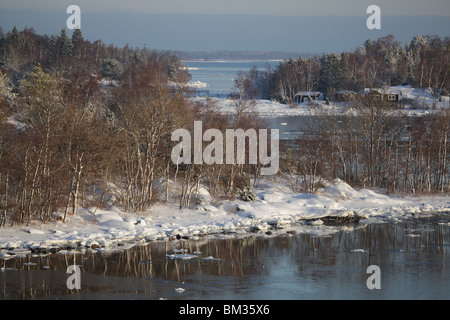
[[287, 230, 297, 235], [265, 231, 273, 236], [30, 247, 49, 254], [320, 215, 360, 225], [222, 230, 236, 235]]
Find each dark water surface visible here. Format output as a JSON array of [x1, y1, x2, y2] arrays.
[[1, 215, 449, 300]]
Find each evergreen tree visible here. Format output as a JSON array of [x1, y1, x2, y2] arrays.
[[71, 28, 83, 57], [101, 58, 122, 81], [57, 29, 73, 57], [1, 27, 21, 67], [7, 27, 20, 48], [71, 28, 83, 43], [319, 53, 344, 92], [48, 34, 57, 64]]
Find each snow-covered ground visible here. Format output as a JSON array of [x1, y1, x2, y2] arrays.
[[169, 80, 209, 89], [0, 177, 448, 258], [191, 85, 449, 117]]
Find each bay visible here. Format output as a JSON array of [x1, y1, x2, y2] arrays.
[[184, 60, 280, 97]]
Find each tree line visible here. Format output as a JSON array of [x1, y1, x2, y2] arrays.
[[0, 26, 189, 84], [241, 34, 449, 104]]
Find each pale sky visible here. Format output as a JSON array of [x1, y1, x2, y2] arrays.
[[1, 0, 449, 52], [1, 0, 450, 16]]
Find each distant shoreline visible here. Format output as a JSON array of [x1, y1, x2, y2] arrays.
[[171, 50, 316, 61], [182, 59, 285, 63]]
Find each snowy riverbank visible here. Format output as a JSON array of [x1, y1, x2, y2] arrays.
[[0, 177, 449, 258]]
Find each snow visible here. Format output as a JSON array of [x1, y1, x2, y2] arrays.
[[0, 176, 448, 257], [169, 80, 208, 89], [191, 97, 314, 117], [190, 85, 449, 117]]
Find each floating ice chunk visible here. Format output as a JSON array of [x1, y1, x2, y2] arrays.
[[200, 256, 222, 261], [165, 254, 197, 260], [174, 288, 185, 293], [351, 249, 368, 253], [1, 267, 18, 271], [172, 248, 188, 253], [406, 234, 420, 238]]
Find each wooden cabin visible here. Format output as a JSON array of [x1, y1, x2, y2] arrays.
[[294, 91, 322, 104], [364, 88, 402, 103]]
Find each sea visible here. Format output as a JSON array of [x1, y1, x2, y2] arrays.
[[183, 60, 281, 97], [2, 214, 449, 300]]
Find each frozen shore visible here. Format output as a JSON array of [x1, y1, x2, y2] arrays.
[[0, 177, 449, 258]]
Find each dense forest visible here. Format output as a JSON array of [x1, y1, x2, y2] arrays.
[[0, 27, 448, 228], [0, 26, 189, 84], [240, 34, 450, 104]]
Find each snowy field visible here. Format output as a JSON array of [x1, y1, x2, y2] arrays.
[[0, 176, 449, 258]]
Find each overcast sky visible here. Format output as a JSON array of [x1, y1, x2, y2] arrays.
[[1, 0, 449, 52], [2, 0, 450, 16]]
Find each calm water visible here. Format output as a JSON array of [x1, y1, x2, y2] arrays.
[[263, 115, 315, 141], [1, 215, 449, 300], [184, 60, 280, 96]]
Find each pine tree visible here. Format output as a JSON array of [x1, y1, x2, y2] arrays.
[[47, 34, 57, 64], [57, 29, 73, 57], [2, 26, 20, 67], [101, 58, 122, 81], [7, 27, 20, 48], [71, 28, 83, 58], [71, 28, 83, 43]]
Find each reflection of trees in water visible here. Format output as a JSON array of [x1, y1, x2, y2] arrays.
[[1, 217, 449, 299]]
